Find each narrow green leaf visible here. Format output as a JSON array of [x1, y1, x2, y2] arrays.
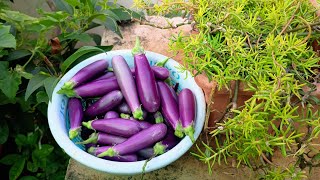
[[62, 32, 93, 43], [0, 119, 9, 144], [60, 46, 105, 73], [95, 45, 113, 52], [53, 0, 74, 14], [36, 91, 49, 104], [0, 10, 36, 22], [0, 71, 21, 99], [93, 16, 122, 38], [0, 154, 21, 165], [110, 8, 144, 21], [44, 76, 59, 101], [64, 0, 81, 7], [25, 74, 48, 101], [89, 33, 101, 45], [4, 49, 31, 61], [9, 157, 25, 180]]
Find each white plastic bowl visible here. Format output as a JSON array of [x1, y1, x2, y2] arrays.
[[47, 50, 206, 175]]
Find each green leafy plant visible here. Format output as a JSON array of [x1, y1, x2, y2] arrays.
[[134, 0, 320, 178], [0, 0, 143, 179]]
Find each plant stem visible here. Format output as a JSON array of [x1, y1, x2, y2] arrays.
[[279, 2, 301, 35], [132, 18, 192, 29], [285, 21, 320, 33], [22, 50, 36, 69], [296, 16, 312, 45]]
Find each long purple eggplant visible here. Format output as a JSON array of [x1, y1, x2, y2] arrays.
[[150, 66, 169, 80], [82, 118, 141, 137], [157, 81, 184, 138], [93, 72, 115, 81], [117, 101, 131, 114], [88, 146, 137, 162], [132, 37, 160, 113], [112, 55, 144, 120], [97, 123, 167, 157], [131, 67, 169, 80], [79, 132, 127, 145], [121, 115, 152, 130], [179, 88, 196, 142], [68, 98, 83, 140], [58, 60, 108, 92], [85, 90, 123, 117], [104, 111, 119, 119], [138, 128, 178, 158], [59, 77, 119, 98]]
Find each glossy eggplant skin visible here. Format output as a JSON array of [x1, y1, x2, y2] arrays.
[[85, 90, 123, 117], [138, 128, 178, 158], [151, 66, 169, 80], [88, 146, 138, 162], [74, 77, 119, 98], [179, 88, 196, 142], [112, 55, 143, 120], [97, 123, 167, 157], [157, 81, 184, 138], [117, 101, 131, 114], [93, 72, 115, 81], [80, 132, 127, 145], [82, 118, 142, 138], [59, 60, 108, 91], [68, 98, 84, 140], [134, 53, 160, 113], [104, 111, 119, 119], [131, 66, 169, 80]]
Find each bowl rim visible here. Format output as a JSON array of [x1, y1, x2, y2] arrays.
[[47, 50, 206, 175]]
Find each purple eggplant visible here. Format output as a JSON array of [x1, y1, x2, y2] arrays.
[[79, 132, 127, 145], [131, 67, 169, 80], [93, 72, 115, 81], [168, 84, 178, 101], [132, 37, 160, 113], [88, 146, 137, 162], [138, 128, 178, 158], [104, 111, 119, 119], [179, 88, 196, 142], [58, 77, 119, 98], [137, 148, 154, 159], [97, 123, 167, 157], [153, 111, 164, 123], [137, 121, 152, 130], [112, 55, 144, 120], [85, 90, 123, 117], [82, 118, 141, 137], [150, 66, 169, 80], [122, 115, 152, 130], [58, 60, 108, 93], [117, 101, 131, 114], [68, 98, 84, 139], [157, 81, 184, 138]]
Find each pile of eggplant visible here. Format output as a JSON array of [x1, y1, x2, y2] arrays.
[[57, 38, 196, 162]]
